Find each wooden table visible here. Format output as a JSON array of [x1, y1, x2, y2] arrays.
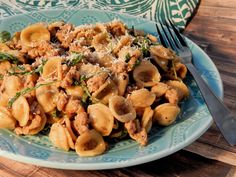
[[1, 0, 236, 176]]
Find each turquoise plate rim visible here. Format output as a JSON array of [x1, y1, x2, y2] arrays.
[[0, 9, 223, 170]]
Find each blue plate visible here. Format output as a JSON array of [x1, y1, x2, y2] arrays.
[[0, 9, 223, 170]]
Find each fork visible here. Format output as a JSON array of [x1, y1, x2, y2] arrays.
[[155, 19, 236, 146]]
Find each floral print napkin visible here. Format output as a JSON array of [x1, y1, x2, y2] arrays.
[[0, 0, 199, 29]]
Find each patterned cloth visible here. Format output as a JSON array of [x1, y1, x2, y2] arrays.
[[0, 0, 199, 29]]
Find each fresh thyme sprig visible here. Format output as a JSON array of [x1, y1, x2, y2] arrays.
[[8, 60, 47, 76], [8, 81, 56, 108], [0, 52, 19, 64]]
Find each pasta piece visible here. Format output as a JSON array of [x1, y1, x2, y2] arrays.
[[49, 122, 74, 151], [0, 43, 10, 51], [97, 54, 113, 68], [75, 129, 106, 157], [0, 106, 16, 129], [0, 93, 9, 107], [150, 45, 174, 60], [20, 23, 50, 47], [92, 78, 118, 105], [151, 82, 169, 97], [113, 73, 129, 96], [64, 116, 77, 141], [129, 88, 156, 108], [79, 63, 102, 77], [65, 86, 84, 98], [4, 75, 23, 97], [88, 103, 114, 136], [26, 103, 47, 135], [108, 20, 127, 36], [36, 83, 59, 113], [153, 103, 180, 126], [113, 35, 132, 54], [147, 34, 157, 43], [42, 57, 62, 79], [49, 123, 67, 150], [109, 95, 136, 123], [133, 60, 161, 87], [166, 80, 189, 100], [0, 61, 11, 75], [141, 107, 154, 133], [125, 119, 147, 146], [165, 88, 179, 104], [150, 45, 175, 71], [175, 62, 187, 79], [11, 96, 29, 127], [91, 33, 110, 52]]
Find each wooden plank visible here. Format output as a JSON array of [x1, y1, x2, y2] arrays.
[[201, 0, 236, 9], [185, 141, 236, 166], [197, 6, 236, 20], [185, 28, 236, 47], [30, 151, 235, 177], [187, 16, 236, 33], [0, 169, 18, 177], [0, 157, 40, 177]]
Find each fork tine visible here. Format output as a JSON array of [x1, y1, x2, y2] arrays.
[[155, 23, 167, 48], [158, 17, 179, 52], [160, 19, 180, 51], [167, 19, 187, 47], [164, 20, 181, 50], [157, 16, 175, 49]]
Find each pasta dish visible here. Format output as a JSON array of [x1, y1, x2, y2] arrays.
[[0, 21, 189, 157]]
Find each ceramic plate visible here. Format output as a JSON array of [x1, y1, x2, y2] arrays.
[[0, 9, 223, 170]]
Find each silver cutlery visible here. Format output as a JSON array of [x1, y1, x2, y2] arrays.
[[155, 19, 236, 146]]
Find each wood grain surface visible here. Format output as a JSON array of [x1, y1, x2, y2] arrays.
[[1, 0, 236, 176]]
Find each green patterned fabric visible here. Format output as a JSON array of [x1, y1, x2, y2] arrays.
[[0, 0, 199, 29]]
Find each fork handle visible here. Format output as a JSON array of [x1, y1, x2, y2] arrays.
[[186, 63, 236, 146]]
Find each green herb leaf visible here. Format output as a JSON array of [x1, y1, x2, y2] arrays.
[[16, 65, 26, 71], [0, 52, 19, 64], [66, 53, 84, 66], [133, 59, 141, 69], [8, 60, 47, 76], [125, 53, 131, 63], [0, 74, 3, 80], [0, 31, 11, 43], [80, 80, 99, 103], [8, 81, 56, 108]]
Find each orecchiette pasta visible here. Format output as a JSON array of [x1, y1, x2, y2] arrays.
[[75, 129, 106, 157], [166, 80, 189, 100], [141, 107, 154, 133], [92, 78, 118, 105], [129, 88, 156, 108], [0, 20, 189, 157], [36, 83, 59, 113], [42, 57, 62, 79], [49, 122, 75, 151], [88, 103, 114, 136], [20, 23, 50, 47], [109, 95, 136, 123], [153, 103, 180, 126], [133, 60, 161, 87], [0, 106, 16, 129], [113, 73, 129, 96], [12, 96, 29, 127]]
